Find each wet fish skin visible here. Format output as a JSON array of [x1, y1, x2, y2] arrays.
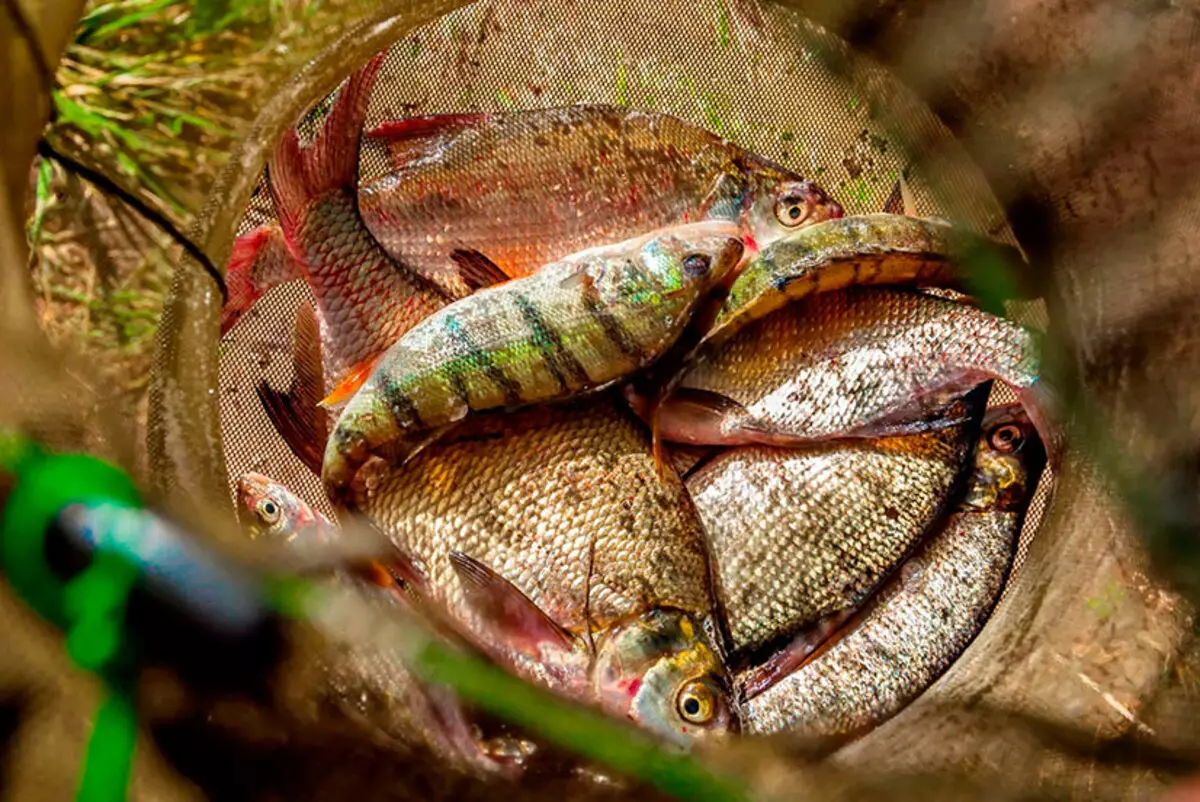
[[685, 387, 987, 657], [235, 471, 338, 545], [741, 404, 1045, 738], [360, 397, 734, 746], [658, 288, 1041, 447], [268, 55, 453, 384], [224, 104, 844, 334], [323, 222, 745, 498], [361, 105, 843, 296], [702, 214, 1030, 349]]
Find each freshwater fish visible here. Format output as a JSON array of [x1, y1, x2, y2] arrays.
[[741, 404, 1045, 737], [685, 386, 987, 664], [322, 222, 745, 499], [267, 54, 454, 389], [361, 104, 844, 296], [359, 397, 734, 746], [233, 474, 521, 776], [235, 471, 337, 545], [655, 288, 1042, 448], [222, 104, 844, 336], [699, 214, 1031, 350]]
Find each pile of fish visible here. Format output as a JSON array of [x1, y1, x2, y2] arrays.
[[228, 53, 1051, 777]]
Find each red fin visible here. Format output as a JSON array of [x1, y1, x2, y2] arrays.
[[257, 302, 328, 475], [652, 420, 672, 481], [739, 609, 856, 700], [654, 387, 765, 447], [449, 248, 509, 291], [448, 551, 574, 659], [320, 356, 379, 408], [269, 53, 386, 236], [368, 113, 489, 169], [222, 224, 301, 335]]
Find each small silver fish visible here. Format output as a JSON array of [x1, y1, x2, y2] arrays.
[[235, 471, 337, 544], [740, 404, 1045, 738]]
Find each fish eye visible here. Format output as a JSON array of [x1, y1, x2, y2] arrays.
[[257, 499, 281, 523], [774, 194, 811, 227], [988, 423, 1025, 453], [676, 679, 717, 725], [682, 252, 712, 277]]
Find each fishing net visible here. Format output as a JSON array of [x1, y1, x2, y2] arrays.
[[3, 0, 1199, 800]]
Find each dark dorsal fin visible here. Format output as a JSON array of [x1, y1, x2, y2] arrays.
[[257, 301, 328, 476], [449, 248, 509, 291], [367, 114, 490, 169], [448, 551, 574, 659]]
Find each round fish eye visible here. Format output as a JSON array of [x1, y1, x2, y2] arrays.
[[257, 498, 281, 523], [676, 679, 717, 725], [682, 252, 712, 277], [988, 423, 1025, 453], [774, 194, 811, 227]]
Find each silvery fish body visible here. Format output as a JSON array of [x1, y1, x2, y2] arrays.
[[741, 405, 1045, 738], [685, 388, 987, 659], [658, 288, 1040, 448]]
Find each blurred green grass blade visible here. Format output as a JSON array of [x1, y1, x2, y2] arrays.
[[415, 644, 751, 802], [28, 159, 56, 248], [957, 243, 1024, 317], [82, 0, 177, 42], [286, 581, 753, 802], [189, 0, 232, 32]]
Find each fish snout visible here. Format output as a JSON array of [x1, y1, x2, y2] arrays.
[[800, 179, 844, 221]]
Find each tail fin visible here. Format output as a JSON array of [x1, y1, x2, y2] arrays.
[[257, 301, 328, 476], [221, 223, 300, 335], [269, 53, 387, 236]]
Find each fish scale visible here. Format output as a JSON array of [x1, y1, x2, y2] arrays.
[[361, 399, 714, 634], [686, 388, 986, 657], [659, 288, 1040, 447], [359, 397, 735, 746], [741, 405, 1045, 737], [322, 222, 744, 497]]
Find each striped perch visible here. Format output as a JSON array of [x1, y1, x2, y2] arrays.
[[322, 220, 745, 500]]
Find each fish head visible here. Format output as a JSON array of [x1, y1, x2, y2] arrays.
[[964, 404, 1047, 512], [593, 608, 736, 747], [744, 177, 845, 252], [629, 220, 746, 300], [235, 471, 308, 540]]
